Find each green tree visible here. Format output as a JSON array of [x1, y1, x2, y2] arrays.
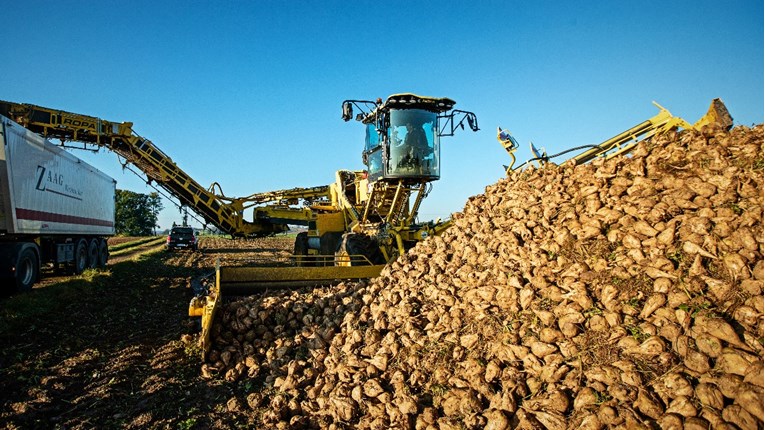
[[115, 190, 163, 236]]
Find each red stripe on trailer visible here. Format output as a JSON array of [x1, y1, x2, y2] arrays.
[[15, 208, 114, 228]]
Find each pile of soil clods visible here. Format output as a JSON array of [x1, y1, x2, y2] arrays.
[[207, 124, 764, 429]]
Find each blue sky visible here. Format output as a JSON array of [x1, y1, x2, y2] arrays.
[[2, 1, 762, 231]]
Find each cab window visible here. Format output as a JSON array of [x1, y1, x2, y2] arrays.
[[386, 109, 440, 179]]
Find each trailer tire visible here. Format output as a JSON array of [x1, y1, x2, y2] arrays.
[[97, 239, 109, 268], [15, 247, 38, 292], [87, 239, 99, 269], [73, 239, 88, 274]]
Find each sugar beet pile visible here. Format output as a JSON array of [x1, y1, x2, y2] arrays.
[[206, 125, 764, 429]]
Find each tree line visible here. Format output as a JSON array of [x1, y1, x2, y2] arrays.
[[115, 189, 163, 236]]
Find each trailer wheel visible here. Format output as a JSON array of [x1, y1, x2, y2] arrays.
[[15, 247, 38, 292], [73, 239, 88, 274], [87, 239, 99, 269], [97, 239, 109, 268]]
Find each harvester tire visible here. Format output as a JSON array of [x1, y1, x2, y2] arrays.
[[319, 232, 343, 267], [294, 232, 311, 267], [339, 233, 385, 266]]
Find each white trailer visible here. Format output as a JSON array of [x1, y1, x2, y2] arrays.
[[0, 114, 116, 292]]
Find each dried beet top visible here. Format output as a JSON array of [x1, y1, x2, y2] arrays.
[[209, 125, 764, 429]]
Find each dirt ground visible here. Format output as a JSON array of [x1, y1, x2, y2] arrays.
[[0, 235, 295, 429]]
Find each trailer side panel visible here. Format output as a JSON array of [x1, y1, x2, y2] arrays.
[[0, 115, 116, 236]]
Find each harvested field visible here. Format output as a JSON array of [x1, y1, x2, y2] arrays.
[[0, 235, 296, 429]]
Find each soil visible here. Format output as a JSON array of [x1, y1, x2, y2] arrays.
[[0, 234, 295, 429]]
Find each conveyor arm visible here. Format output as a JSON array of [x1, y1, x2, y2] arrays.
[[499, 99, 732, 171], [0, 101, 325, 237]]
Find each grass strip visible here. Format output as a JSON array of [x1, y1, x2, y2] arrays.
[[109, 237, 166, 256], [109, 236, 164, 252]]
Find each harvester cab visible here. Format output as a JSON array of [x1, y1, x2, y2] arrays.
[[343, 94, 478, 183]]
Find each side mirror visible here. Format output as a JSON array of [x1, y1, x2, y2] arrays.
[[342, 102, 353, 121]]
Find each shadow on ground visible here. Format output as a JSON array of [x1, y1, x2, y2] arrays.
[[0, 252, 251, 429]]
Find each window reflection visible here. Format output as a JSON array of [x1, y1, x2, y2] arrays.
[[386, 109, 440, 179]]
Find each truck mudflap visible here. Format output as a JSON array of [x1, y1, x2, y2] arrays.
[[189, 261, 385, 358]]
